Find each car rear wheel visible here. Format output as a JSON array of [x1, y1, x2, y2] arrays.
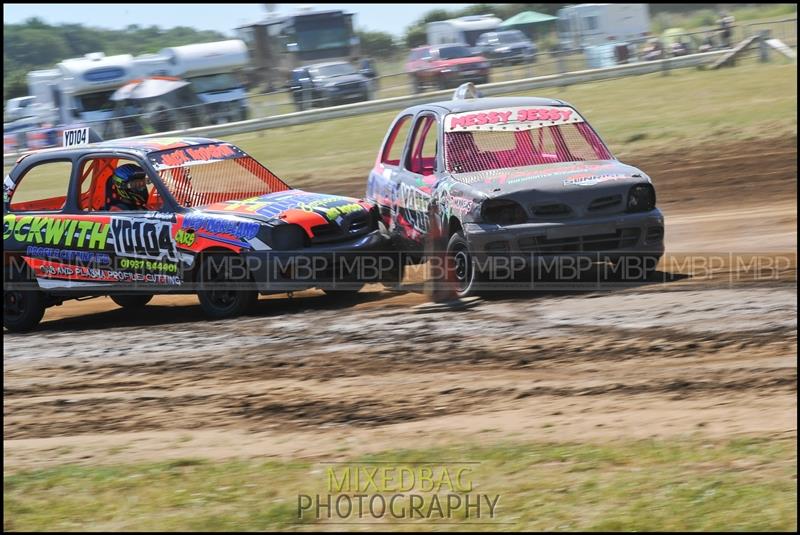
[[446, 231, 479, 298], [110, 294, 154, 308], [196, 255, 257, 319], [4, 266, 46, 332]]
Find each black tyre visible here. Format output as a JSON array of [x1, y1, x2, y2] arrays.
[[110, 294, 154, 308], [411, 75, 422, 94], [4, 266, 46, 332], [196, 255, 257, 319], [446, 231, 479, 298], [380, 258, 406, 291], [438, 75, 449, 91]]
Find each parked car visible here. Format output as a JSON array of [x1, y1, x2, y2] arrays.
[[365, 84, 665, 297], [405, 44, 491, 93], [3, 129, 393, 331], [288, 61, 374, 112], [475, 30, 538, 65], [4, 96, 38, 123]]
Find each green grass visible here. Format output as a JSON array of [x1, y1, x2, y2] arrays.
[[652, 5, 797, 35], [228, 58, 797, 193], [6, 58, 797, 198], [4, 437, 796, 531]]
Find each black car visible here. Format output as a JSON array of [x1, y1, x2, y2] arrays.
[[3, 129, 393, 331], [288, 62, 375, 111], [475, 30, 538, 65]]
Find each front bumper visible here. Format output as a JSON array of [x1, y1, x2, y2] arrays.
[[243, 229, 395, 292], [464, 209, 665, 265]]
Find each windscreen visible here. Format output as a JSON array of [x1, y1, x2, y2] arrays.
[[76, 90, 116, 112], [148, 143, 290, 208], [438, 45, 473, 59], [189, 73, 240, 93], [295, 17, 350, 51], [313, 63, 357, 78], [499, 31, 526, 44], [444, 106, 613, 174]]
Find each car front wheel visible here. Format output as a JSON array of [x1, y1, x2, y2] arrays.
[[446, 231, 479, 298], [196, 255, 257, 319]]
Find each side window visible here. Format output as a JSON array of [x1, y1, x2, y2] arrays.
[[381, 115, 413, 167], [405, 114, 440, 176], [8, 160, 72, 212], [78, 157, 161, 212]]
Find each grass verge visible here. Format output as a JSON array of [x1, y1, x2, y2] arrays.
[[4, 436, 796, 531], [227, 58, 797, 193]]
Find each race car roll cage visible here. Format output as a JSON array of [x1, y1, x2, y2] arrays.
[[6, 144, 289, 216]]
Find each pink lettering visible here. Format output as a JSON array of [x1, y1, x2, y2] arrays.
[[497, 111, 512, 123], [450, 116, 468, 129]]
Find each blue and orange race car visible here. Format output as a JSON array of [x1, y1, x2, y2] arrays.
[[3, 129, 392, 331]]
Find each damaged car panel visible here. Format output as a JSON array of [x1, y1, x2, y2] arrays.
[[366, 88, 665, 296]]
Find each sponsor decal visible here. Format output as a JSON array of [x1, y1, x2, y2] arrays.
[[324, 203, 363, 221], [454, 163, 617, 186], [118, 258, 179, 274], [4, 215, 110, 250], [398, 183, 431, 233], [182, 214, 260, 240], [562, 174, 629, 186], [150, 143, 242, 169], [25, 257, 182, 285], [446, 106, 583, 132], [218, 191, 363, 222], [25, 245, 111, 265], [110, 218, 178, 261]]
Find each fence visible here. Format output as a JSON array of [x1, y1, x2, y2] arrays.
[[4, 18, 796, 165]]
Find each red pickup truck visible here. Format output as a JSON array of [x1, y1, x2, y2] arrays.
[[406, 44, 491, 93]]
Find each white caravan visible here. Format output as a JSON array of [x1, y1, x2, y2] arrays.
[[135, 40, 250, 123], [426, 15, 502, 47], [557, 4, 651, 49]]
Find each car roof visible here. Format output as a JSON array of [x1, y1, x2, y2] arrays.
[[15, 136, 227, 163], [93, 137, 224, 153], [405, 96, 569, 115], [306, 61, 351, 69]]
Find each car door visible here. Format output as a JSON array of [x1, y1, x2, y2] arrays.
[[3, 155, 125, 291], [392, 112, 442, 250], [366, 113, 413, 233], [418, 48, 435, 83], [73, 154, 184, 291]]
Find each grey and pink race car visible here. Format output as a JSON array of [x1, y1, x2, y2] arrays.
[[366, 86, 665, 296]]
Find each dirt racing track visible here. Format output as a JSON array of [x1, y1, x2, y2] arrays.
[[4, 136, 798, 470]]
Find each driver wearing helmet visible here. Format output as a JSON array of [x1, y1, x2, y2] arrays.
[[106, 163, 149, 211]]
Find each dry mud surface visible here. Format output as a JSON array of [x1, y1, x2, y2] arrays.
[[4, 137, 798, 471]]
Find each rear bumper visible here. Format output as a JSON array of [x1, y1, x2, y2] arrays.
[[243, 229, 396, 292]]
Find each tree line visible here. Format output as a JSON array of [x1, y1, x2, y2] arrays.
[[4, 18, 228, 100]]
